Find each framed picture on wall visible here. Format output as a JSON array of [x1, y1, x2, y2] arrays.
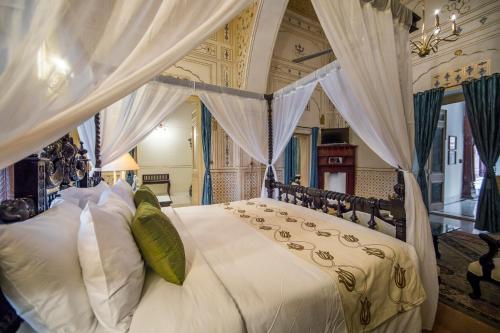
[[448, 150, 457, 165], [448, 136, 457, 150]]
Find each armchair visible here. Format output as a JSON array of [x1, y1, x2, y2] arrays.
[[467, 233, 500, 299]]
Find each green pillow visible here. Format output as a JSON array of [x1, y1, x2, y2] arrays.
[[131, 202, 186, 285], [134, 185, 161, 209]]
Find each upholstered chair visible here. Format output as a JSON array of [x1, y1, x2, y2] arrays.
[[467, 233, 500, 299]]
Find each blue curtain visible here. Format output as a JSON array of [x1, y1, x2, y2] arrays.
[[201, 103, 212, 205], [284, 136, 299, 184], [413, 88, 444, 210], [462, 74, 500, 232], [309, 127, 319, 188]]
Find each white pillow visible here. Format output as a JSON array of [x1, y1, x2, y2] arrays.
[[0, 202, 97, 332], [78, 191, 145, 331], [111, 179, 136, 214], [60, 181, 109, 209]]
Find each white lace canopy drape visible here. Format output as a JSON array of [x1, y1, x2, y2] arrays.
[[272, 81, 318, 191], [312, 0, 438, 328], [78, 83, 191, 167], [198, 92, 269, 195], [0, 0, 251, 169]]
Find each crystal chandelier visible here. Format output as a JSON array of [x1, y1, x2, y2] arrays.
[[411, 5, 460, 58]]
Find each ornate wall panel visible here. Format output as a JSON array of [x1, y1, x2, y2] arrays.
[[212, 170, 239, 203], [354, 168, 398, 199], [234, 1, 259, 89]]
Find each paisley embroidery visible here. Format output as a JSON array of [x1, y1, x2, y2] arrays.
[[287, 242, 304, 250], [360, 297, 371, 326], [336, 268, 356, 292], [224, 207, 233, 210], [224, 200, 424, 333], [362, 247, 385, 259], [316, 250, 334, 260], [394, 264, 406, 289], [342, 234, 359, 242], [279, 230, 291, 239]]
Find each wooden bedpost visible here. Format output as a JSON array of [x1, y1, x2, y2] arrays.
[[392, 170, 406, 241], [93, 112, 102, 185], [264, 94, 275, 198]]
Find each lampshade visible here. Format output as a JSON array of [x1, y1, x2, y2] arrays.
[[101, 153, 139, 172]]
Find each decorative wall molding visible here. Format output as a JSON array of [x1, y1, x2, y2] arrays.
[[431, 58, 491, 88], [235, 1, 258, 89]]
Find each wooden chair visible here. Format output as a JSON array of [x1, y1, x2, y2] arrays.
[[467, 233, 500, 299], [142, 174, 172, 207]]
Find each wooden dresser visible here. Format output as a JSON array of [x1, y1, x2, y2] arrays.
[[317, 144, 356, 194]]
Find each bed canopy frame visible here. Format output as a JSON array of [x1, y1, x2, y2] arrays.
[[0, 74, 407, 243]]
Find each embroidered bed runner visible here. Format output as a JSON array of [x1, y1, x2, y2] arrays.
[[221, 199, 426, 333]]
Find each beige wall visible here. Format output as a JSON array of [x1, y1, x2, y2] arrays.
[[137, 102, 195, 200]]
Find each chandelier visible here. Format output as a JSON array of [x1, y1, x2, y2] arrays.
[[411, 5, 460, 58]]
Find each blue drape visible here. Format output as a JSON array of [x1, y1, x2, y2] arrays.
[[462, 74, 500, 232], [201, 103, 212, 205], [309, 127, 319, 188], [284, 136, 299, 184], [413, 88, 444, 210]]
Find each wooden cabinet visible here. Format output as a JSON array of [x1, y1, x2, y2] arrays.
[[317, 144, 356, 194]]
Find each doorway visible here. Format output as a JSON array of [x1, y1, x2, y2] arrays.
[[429, 95, 480, 221]]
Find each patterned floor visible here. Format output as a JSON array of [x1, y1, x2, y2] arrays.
[[438, 231, 500, 329]]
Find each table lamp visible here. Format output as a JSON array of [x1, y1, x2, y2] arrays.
[[101, 153, 140, 185]]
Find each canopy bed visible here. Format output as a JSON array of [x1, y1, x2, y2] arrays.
[[0, 0, 439, 332], [0, 130, 423, 333]]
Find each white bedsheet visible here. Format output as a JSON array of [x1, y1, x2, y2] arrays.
[[130, 205, 346, 333]]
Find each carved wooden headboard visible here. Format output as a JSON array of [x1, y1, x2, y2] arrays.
[[0, 134, 95, 223]]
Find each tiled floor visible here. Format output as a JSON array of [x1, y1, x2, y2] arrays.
[[429, 214, 481, 234], [431, 199, 478, 221]]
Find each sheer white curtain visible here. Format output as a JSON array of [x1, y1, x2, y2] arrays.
[[100, 83, 191, 165], [198, 91, 269, 195], [77, 119, 96, 166], [78, 83, 191, 166], [312, 0, 438, 329], [272, 81, 318, 189], [0, 0, 251, 169]]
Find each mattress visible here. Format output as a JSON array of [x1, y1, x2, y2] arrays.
[[129, 199, 425, 333]]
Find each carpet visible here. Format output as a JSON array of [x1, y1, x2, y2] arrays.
[[438, 231, 500, 329]]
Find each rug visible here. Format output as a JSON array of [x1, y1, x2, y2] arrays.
[[438, 231, 500, 329]]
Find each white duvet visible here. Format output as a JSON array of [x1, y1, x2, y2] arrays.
[[128, 202, 422, 333]]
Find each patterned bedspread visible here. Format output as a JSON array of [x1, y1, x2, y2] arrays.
[[222, 199, 426, 333]]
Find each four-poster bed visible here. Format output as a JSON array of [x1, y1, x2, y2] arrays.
[[0, 79, 416, 332]]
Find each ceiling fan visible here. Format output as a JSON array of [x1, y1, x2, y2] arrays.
[[292, 48, 333, 63]]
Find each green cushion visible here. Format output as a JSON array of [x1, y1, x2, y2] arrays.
[[134, 185, 161, 209], [131, 202, 186, 285]]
